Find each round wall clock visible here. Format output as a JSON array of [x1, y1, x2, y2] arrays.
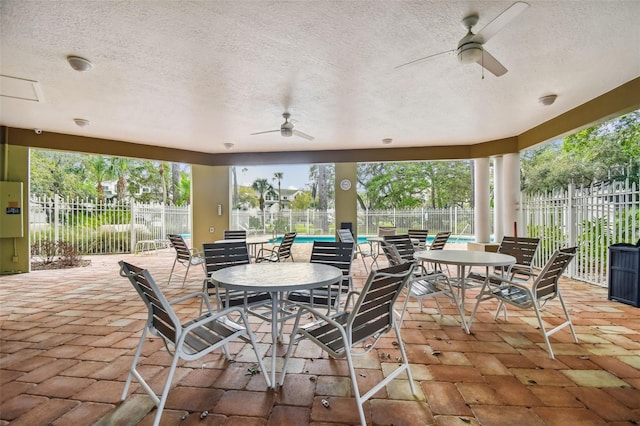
[[340, 178, 352, 191]]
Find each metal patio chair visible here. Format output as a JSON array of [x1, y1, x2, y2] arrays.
[[280, 262, 417, 426], [468, 236, 540, 284], [468, 247, 578, 359], [381, 241, 465, 327], [167, 233, 205, 286], [202, 241, 271, 314], [337, 228, 376, 272], [223, 229, 247, 240], [408, 228, 429, 250], [287, 241, 354, 313], [256, 231, 297, 262], [118, 260, 270, 426]]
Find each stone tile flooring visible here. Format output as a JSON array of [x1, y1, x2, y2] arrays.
[[1, 245, 639, 425]]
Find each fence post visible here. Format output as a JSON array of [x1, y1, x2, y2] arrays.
[[54, 194, 60, 243], [567, 182, 577, 277], [130, 199, 136, 252]]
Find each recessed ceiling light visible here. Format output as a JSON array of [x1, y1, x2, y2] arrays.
[[224, 142, 235, 150], [67, 56, 94, 72], [382, 138, 393, 145], [538, 94, 558, 106], [73, 118, 90, 127]]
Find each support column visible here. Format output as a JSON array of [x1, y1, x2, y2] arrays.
[[493, 156, 504, 243], [473, 157, 490, 243], [502, 152, 520, 236], [334, 162, 357, 237]]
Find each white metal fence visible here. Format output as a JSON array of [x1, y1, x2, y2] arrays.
[[30, 196, 190, 254], [522, 180, 639, 285], [30, 179, 639, 286], [230, 208, 477, 238]]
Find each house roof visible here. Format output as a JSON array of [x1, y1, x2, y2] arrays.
[[1, 1, 639, 160]]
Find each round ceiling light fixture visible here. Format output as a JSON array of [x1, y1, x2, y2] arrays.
[[538, 94, 558, 106], [73, 118, 90, 127], [382, 138, 393, 145], [67, 56, 94, 72], [223, 142, 235, 150]]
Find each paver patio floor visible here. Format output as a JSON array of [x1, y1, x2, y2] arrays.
[[1, 243, 639, 425]]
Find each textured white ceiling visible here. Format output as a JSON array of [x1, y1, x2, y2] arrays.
[[1, 0, 639, 154]]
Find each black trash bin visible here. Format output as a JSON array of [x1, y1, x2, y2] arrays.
[[608, 240, 640, 307]]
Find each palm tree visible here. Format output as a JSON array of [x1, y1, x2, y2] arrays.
[[110, 157, 131, 201], [84, 155, 112, 202], [159, 162, 168, 205], [273, 172, 284, 210], [251, 178, 274, 212]]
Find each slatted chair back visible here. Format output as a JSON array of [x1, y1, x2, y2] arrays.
[[280, 262, 417, 426], [118, 261, 270, 425], [255, 231, 297, 262], [380, 241, 404, 266], [408, 229, 429, 249], [288, 241, 354, 311], [167, 233, 204, 286], [532, 247, 576, 302], [202, 241, 269, 309], [224, 230, 247, 240], [121, 261, 181, 345], [383, 234, 415, 263], [378, 226, 397, 237], [277, 231, 297, 260], [429, 231, 451, 250], [497, 236, 540, 276]]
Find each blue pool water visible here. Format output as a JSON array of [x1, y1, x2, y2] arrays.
[[273, 235, 475, 244]]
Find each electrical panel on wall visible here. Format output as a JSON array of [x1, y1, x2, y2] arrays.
[[0, 181, 24, 238]]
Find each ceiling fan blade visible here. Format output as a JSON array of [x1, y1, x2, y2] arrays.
[[250, 129, 280, 136], [394, 49, 455, 69], [471, 1, 530, 44], [293, 130, 314, 141], [476, 49, 508, 77]]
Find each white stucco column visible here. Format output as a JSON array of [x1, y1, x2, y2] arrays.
[[502, 152, 521, 237], [474, 157, 490, 243], [493, 156, 504, 243]]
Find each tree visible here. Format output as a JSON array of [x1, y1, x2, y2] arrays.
[[273, 172, 284, 210], [83, 155, 113, 202], [176, 172, 191, 205], [290, 191, 313, 210], [30, 150, 91, 199], [521, 110, 640, 193], [231, 166, 239, 208], [110, 157, 131, 201], [251, 178, 274, 212]]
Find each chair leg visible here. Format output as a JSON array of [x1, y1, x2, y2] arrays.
[[152, 353, 181, 426], [182, 263, 191, 287], [558, 292, 578, 343], [532, 303, 556, 359], [167, 258, 179, 285], [121, 327, 148, 401], [345, 349, 367, 426]]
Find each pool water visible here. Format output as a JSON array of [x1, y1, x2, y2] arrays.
[[273, 235, 475, 244]]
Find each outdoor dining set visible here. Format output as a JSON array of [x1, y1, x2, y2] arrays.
[[119, 227, 578, 426]]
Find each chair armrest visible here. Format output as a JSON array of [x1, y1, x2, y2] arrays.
[[178, 305, 248, 342], [287, 300, 350, 329], [484, 274, 534, 292], [169, 291, 214, 313], [256, 246, 278, 258]]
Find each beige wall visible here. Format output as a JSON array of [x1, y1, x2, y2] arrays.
[[191, 165, 230, 251], [0, 142, 30, 274], [334, 163, 358, 237]]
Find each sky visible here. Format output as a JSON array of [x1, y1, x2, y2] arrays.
[[236, 164, 313, 190]]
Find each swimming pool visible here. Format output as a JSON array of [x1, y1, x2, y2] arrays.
[[273, 235, 476, 244]]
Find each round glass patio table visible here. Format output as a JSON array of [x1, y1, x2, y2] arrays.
[[210, 262, 342, 388], [413, 249, 515, 333]]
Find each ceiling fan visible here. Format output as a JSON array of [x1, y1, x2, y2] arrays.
[[395, 1, 530, 77], [250, 112, 314, 141]]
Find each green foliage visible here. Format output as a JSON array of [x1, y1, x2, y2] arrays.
[[290, 191, 313, 210], [522, 110, 640, 193], [357, 161, 471, 209], [527, 224, 567, 254]]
